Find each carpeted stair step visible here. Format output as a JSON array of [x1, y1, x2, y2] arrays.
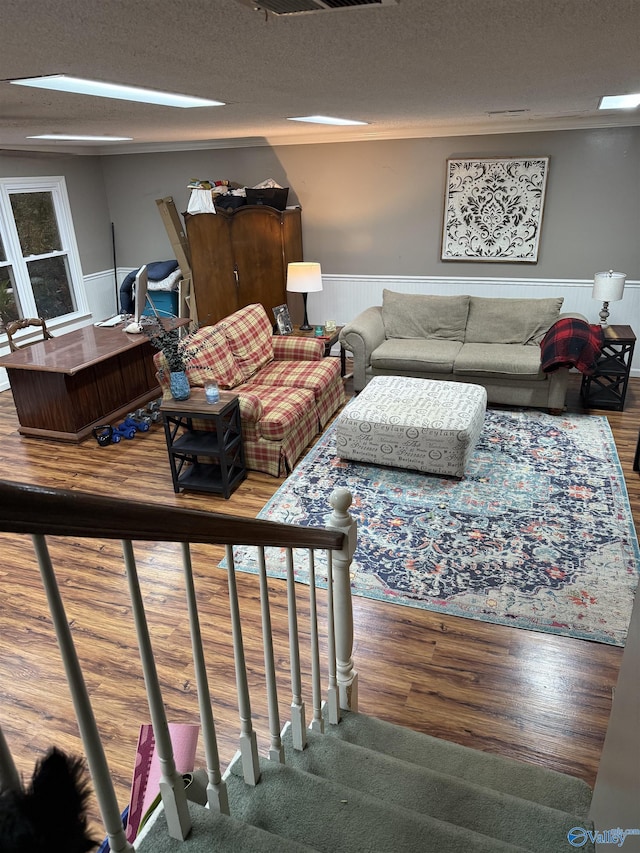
[[324, 710, 593, 816], [281, 725, 593, 852], [135, 798, 321, 852], [225, 753, 530, 853]]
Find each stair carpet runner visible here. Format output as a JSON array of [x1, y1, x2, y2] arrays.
[[135, 710, 594, 852]]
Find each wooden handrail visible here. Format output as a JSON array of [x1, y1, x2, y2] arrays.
[[0, 480, 345, 550]]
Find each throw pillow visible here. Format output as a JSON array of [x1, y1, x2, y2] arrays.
[[382, 290, 470, 341], [185, 324, 244, 389], [219, 303, 275, 382]]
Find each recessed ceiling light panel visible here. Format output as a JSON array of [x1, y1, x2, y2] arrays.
[[236, 0, 397, 15], [27, 134, 133, 141], [10, 75, 224, 108], [288, 115, 368, 126], [599, 93, 640, 110]]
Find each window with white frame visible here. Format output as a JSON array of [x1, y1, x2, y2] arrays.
[[0, 176, 87, 332]]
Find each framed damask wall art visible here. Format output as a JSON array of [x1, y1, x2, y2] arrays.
[[441, 157, 549, 263]]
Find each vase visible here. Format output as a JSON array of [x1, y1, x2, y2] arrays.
[[169, 371, 190, 401]]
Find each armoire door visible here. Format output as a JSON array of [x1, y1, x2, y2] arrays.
[[231, 207, 285, 312], [185, 211, 237, 326]]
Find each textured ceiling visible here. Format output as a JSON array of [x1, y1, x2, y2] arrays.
[[1, 0, 639, 155]]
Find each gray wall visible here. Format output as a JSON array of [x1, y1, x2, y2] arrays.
[[2, 126, 638, 283], [99, 127, 640, 281]]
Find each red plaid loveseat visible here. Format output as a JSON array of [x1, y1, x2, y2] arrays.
[[154, 303, 345, 476]]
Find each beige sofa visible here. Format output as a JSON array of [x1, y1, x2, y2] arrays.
[[339, 290, 585, 411]]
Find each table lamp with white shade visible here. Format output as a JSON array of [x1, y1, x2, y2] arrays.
[[593, 270, 626, 326], [287, 262, 323, 331]]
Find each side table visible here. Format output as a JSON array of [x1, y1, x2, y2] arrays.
[[580, 324, 636, 412], [290, 325, 347, 377], [160, 388, 246, 498]]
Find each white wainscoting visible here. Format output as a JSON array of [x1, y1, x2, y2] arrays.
[[311, 275, 640, 375], [84, 269, 120, 321]]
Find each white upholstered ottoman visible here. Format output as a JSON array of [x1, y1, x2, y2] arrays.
[[335, 376, 487, 477]]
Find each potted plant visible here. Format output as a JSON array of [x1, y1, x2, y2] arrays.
[[143, 320, 201, 400]]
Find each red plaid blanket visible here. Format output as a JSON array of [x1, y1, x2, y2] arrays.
[[540, 318, 604, 375]]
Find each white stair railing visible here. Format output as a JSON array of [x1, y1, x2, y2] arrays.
[[0, 479, 355, 847]]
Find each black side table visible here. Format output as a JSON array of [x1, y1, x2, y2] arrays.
[[160, 388, 246, 498], [580, 324, 636, 412]]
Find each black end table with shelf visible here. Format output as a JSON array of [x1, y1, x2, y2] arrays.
[[160, 388, 246, 498], [580, 324, 636, 412]]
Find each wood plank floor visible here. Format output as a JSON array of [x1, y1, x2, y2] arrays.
[[0, 372, 638, 836]]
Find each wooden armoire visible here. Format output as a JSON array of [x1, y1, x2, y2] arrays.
[[184, 205, 303, 326]]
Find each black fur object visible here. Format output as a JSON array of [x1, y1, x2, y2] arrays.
[[0, 748, 97, 853]]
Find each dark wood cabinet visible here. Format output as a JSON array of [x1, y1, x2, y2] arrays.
[[185, 205, 303, 326]]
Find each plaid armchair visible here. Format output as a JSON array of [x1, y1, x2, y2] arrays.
[[155, 303, 345, 476]]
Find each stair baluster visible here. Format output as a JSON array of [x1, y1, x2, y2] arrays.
[[327, 489, 358, 711], [325, 550, 340, 725], [285, 546, 307, 751], [121, 539, 191, 841], [0, 724, 21, 793], [307, 549, 324, 734], [257, 546, 285, 763], [180, 542, 229, 813], [32, 534, 135, 853], [225, 544, 260, 785]]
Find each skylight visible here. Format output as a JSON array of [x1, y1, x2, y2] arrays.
[[287, 115, 368, 126], [10, 75, 224, 108], [598, 93, 640, 110]]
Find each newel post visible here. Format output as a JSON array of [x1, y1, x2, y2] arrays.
[[327, 488, 358, 711]]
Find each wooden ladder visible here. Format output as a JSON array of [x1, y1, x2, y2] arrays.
[[155, 196, 198, 325]]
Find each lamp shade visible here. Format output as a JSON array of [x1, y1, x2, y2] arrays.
[[593, 270, 626, 302], [286, 262, 323, 294]]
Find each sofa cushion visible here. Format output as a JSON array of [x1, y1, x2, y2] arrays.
[[247, 357, 345, 429], [453, 343, 545, 379], [240, 385, 316, 442], [382, 290, 470, 341], [219, 303, 274, 382], [465, 296, 564, 345], [371, 338, 463, 374], [184, 324, 244, 390], [248, 358, 341, 400]]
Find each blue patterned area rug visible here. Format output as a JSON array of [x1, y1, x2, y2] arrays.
[[230, 409, 639, 646]]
